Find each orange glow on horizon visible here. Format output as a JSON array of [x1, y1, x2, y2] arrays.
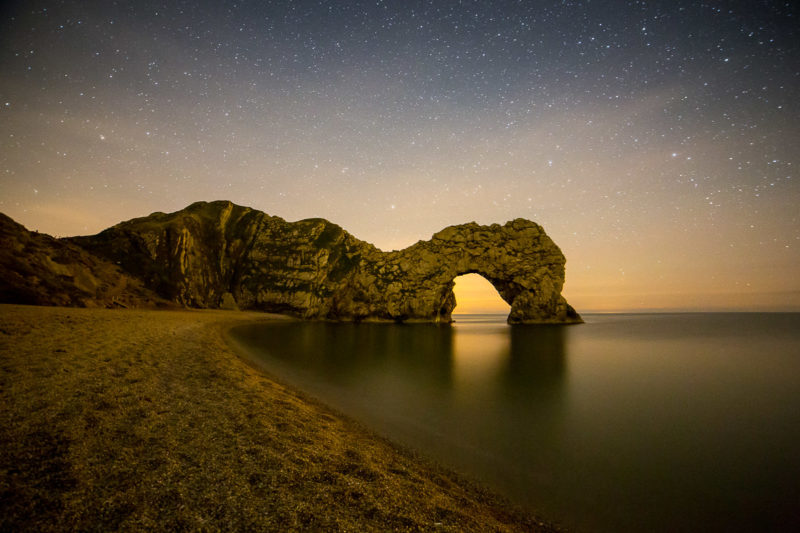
[[452, 273, 510, 314]]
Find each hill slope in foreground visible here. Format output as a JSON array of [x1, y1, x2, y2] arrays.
[[0, 213, 167, 308]]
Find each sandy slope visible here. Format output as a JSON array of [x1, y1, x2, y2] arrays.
[[0, 305, 556, 532]]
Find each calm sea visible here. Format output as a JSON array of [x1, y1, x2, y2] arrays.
[[230, 313, 800, 532]]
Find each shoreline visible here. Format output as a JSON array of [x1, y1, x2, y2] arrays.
[[0, 304, 558, 531]]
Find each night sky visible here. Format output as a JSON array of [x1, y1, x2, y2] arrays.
[[1, 1, 798, 312]]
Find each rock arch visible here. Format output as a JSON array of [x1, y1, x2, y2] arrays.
[[68, 201, 582, 324], [344, 219, 582, 324]]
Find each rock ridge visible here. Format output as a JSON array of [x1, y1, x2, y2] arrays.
[[3, 201, 581, 324]]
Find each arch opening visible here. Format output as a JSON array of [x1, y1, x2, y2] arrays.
[[451, 273, 511, 315]]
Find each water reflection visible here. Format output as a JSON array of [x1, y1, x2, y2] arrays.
[[506, 325, 567, 394], [232, 317, 568, 407], [230, 314, 800, 532], [243, 321, 456, 389], [231, 317, 572, 524], [451, 320, 509, 393]]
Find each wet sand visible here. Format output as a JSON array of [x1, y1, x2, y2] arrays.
[[0, 304, 557, 531]]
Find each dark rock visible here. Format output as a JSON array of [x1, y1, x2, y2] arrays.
[[0, 213, 167, 308]]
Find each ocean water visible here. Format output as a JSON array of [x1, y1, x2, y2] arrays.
[[230, 313, 800, 532]]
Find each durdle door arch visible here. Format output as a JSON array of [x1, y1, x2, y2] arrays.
[[68, 201, 581, 324], [340, 219, 582, 324]]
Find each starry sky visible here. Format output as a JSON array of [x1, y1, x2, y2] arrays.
[[1, 0, 798, 312]]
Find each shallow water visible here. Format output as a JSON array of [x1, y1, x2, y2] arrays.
[[231, 313, 800, 532]]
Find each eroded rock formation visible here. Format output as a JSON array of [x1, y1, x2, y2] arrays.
[[0, 201, 580, 323], [67, 201, 580, 323], [354, 219, 581, 323]]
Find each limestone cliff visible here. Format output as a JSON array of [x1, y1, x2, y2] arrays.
[[67, 201, 375, 317], [67, 201, 580, 324]]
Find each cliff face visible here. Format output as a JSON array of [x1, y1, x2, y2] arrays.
[[67, 201, 580, 324], [67, 201, 378, 317], [2, 201, 580, 323], [0, 213, 167, 308]]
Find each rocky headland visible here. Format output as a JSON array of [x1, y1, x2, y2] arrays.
[[1, 201, 580, 324]]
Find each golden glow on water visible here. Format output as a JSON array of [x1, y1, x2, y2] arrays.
[[452, 273, 510, 314], [452, 326, 509, 392]]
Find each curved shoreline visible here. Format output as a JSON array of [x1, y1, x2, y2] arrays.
[[0, 305, 558, 531]]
